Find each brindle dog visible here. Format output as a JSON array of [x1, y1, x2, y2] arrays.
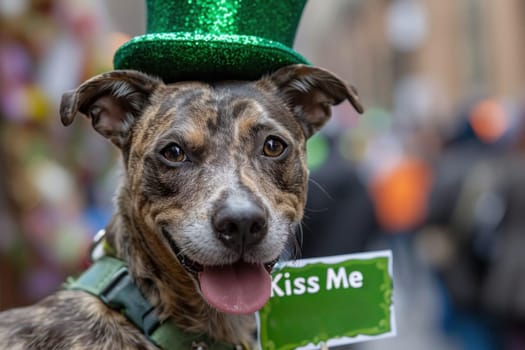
[[0, 64, 362, 349]]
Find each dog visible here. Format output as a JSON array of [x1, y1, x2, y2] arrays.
[[0, 64, 362, 349]]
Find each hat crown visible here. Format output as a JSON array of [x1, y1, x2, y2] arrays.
[[114, 0, 310, 81], [146, 0, 307, 47]]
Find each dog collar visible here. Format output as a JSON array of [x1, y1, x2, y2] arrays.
[[66, 255, 247, 350]]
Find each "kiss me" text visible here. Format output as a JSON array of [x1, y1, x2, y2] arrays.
[[271, 267, 364, 297]]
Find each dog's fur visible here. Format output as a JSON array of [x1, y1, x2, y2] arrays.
[[0, 64, 362, 349]]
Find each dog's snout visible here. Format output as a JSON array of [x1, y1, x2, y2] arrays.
[[212, 198, 268, 252]]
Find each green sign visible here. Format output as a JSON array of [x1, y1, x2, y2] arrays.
[[257, 250, 395, 350]]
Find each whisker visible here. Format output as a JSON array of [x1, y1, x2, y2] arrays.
[[303, 206, 330, 214], [308, 177, 333, 200]]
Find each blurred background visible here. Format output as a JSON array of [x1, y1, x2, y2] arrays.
[[1, 0, 524, 349]]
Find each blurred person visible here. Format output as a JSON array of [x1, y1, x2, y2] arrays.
[[300, 132, 378, 258], [421, 98, 525, 350]]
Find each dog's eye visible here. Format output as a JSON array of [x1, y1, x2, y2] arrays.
[[160, 143, 187, 163], [263, 136, 287, 158]]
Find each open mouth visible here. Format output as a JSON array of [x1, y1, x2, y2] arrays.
[[162, 229, 277, 314]]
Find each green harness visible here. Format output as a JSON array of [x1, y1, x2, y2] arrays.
[[66, 256, 245, 350]]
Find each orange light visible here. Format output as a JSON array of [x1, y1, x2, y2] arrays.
[[469, 99, 508, 143], [369, 158, 432, 233]]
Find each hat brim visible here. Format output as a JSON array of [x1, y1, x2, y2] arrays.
[[113, 33, 309, 82]]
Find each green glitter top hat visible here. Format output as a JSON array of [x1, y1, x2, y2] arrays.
[[113, 0, 310, 82]]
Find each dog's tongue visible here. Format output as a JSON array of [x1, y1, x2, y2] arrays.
[[198, 262, 271, 314]]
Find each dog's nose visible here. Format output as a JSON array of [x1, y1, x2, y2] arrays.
[[212, 198, 268, 252]]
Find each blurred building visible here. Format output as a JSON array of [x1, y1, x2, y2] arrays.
[[297, 0, 525, 129]]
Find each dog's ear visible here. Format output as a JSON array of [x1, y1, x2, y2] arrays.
[[267, 64, 363, 138], [60, 70, 162, 147]]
